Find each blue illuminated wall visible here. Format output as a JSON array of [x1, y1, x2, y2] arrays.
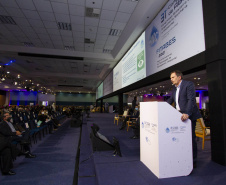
[[10, 91, 38, 105]]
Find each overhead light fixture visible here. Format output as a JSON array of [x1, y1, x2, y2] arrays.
[[57, 22, 72, 30], [23, 42, 34, 47], [103, 49, 111, 53], [0, 15, 17, 25], [64, 46, 75, 50], [109, 29, 122, 36]]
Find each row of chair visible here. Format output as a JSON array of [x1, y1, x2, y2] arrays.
[[114, 111, 211, 149], [114, 110, 139, 131], [11, 111, 66, 145]]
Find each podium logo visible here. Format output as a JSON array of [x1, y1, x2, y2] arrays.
[[170, 126, 178, 132], [142, 122, 144, 128], [172, 137, 179, 143], [143, 121, 150, 128], [165, 127, 170, 133], [180, 126, 186, 131], [145, 136, 151, 145]]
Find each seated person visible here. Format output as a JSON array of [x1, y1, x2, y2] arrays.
[[130, 117, 140, 139], [0, 128, 33, 175], [0, 147, 15, 175], [119, 106, 140, 130], [38, 109, 56, 133], [0, 112, 36, 158]]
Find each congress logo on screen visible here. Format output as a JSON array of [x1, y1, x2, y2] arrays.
[[137, 50, 145, 71], [149, 26, 159, 47], [140, 39, 144, 49]]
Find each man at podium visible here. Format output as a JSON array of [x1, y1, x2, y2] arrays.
[[167, 70, 202, 168]]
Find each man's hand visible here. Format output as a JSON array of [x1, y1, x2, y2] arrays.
[[181, 113, 189, 121], [16, 131, 22, 135]]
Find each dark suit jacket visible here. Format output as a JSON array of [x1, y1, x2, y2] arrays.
[[0, 121, 21, 159], [0, 121, 17, 141], [167, 80, 201, 121]]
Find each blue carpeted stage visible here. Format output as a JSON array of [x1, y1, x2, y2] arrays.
[[78, 113, 226, 185], [1, 113, 226, 185]]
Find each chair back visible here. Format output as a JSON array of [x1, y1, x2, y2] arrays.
[[123, 110, 128, 117]]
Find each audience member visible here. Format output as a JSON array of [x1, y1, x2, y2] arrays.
[[132, 96, 137, 112], [0, 112, 36, 158], [119, 106, 140, 130]]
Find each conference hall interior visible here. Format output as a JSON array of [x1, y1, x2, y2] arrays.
[[0, 0, 226, 185]]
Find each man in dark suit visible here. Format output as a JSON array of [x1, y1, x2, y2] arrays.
[[0, 131, 28, 175], [132, 96, 137, 112], [167, 70, 201, 168], [0, 112, 36, 158]]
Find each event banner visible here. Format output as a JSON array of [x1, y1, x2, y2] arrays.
[[113, 32, 146, 92], [145, 0, 205, 76]]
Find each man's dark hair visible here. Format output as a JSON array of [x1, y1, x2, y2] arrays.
[[1, 112, 9, 120], [170, 70, 183, 79], [3, 112, 9, 117]]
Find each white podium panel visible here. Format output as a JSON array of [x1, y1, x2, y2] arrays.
[[140, 102, 193, 178]]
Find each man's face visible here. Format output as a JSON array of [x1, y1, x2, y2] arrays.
[[170, 72, 181, 86], [4, 113, 11, 121]]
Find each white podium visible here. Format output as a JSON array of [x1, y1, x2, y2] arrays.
[[140, 102, 193, 178]]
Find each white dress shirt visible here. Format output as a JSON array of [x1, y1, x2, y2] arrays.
[[175, 80, 182, 111]]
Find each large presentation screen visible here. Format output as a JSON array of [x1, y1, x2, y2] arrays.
[[113, 60, 122, 92], [145, 0, 205, 76], [103, 71, 113, 96], [113, 32, 146, 92], [96, 82, 103, 99]]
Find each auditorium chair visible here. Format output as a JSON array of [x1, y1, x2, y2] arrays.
[[195, 118, 211, 149], [126, 117, 138, 131], [114, 110, 128, 125]]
